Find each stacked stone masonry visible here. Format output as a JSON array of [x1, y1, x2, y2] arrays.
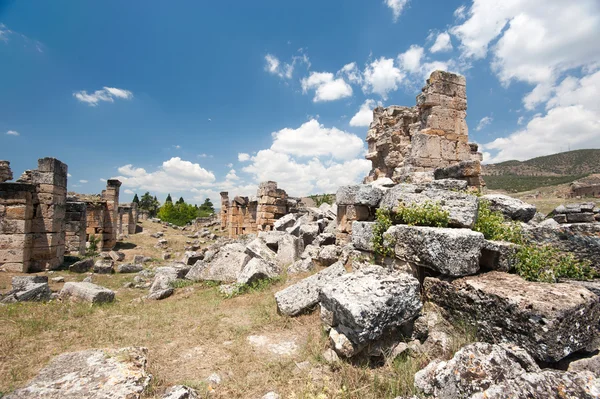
[[1, 158, 68, 272], [220, 181, 292, 239], [364, 71, 483, 187], [64, 201, 87, 256], [118, 202, 138, 236]]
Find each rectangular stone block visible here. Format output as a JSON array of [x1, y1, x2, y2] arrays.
[[0, 262, 29, 272], [33, 232, 65, 247], [37, 157, 68, 174], [4, 205, 33, 220], [417, 93, 467, 111], [37, 184, 67, 196], [0, 233, 33, 250], [31, 217, 65, 233], [31, 171, 67, 188], [0, 247, 31, 263], [0, 218, 32, 234], [411, 133, 441, 159]]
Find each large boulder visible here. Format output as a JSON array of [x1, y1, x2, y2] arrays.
[[237, 257, 280, 285], [185, 243, 250, 282], [336, 184, 384, 207], [93, 259, 114, 274], [59, 282, 115, 304], [274, 214, 296, 231], [414, 342, 599, 399], [299, 223, 320, 247], [351, 221, 375, 252], [69, 258, 94, 273], [245, 237, 277, 263], [5, 347, 151, 399], [479, 240, 518, 272], [274, 262, 347, 316], [1, 276, 51, 303], [380, 186, 479, 228], [424, 272, 600, 363], [276, 234, 303, 267], [482, 194, 537, 222], [117, 263, 144, 273], [387, 225, 484, 276], [319, 266, 421, 354]]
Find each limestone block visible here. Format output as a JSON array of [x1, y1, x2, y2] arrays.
[[411, 133, 442, 159], [0, 218, 32, 234], [59, 282, 115, 304]]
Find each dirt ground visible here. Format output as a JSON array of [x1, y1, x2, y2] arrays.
[[0, 219, 463, 399]]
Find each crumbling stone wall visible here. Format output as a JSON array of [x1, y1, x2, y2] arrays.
[[65, 201, 87, 256], [101, 179, 121, 249], [364, 71, 482, 186], [84, 201, 105, 248], [118, 202, 137, 236], [220, 181, 293, 238], [0, 158, 68, 272], [0, 161, 13, 183]]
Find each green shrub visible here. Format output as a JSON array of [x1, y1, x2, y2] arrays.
[[474, 199, 594, 282], [395, 200, 450, 227], [372, 208, 394, 258], [86, 234, 100, 258], [309, 194, 334, 207]]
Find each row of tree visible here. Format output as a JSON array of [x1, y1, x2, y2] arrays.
[[132, 192, 214, 226]]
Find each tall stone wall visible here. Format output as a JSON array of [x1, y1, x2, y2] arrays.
[[85, 202, 105, 249], [256, 181, 288, 232], [220, 192, 229, 231], [118, 203, 137, 235], [0, 157, 68, 272], [364, 71, 482, 186], [65, 201, 87, 256], [0, 161, 13, 183], [101, 179, 121, 250], [227, 196, 257, 238]]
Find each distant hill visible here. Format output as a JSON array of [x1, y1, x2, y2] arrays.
[[482, 149, 600, 193]]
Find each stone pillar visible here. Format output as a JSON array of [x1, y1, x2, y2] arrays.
[[30, 158, 68, 271], [65, 201, 87, 256], [219, 192, 229, 231], [101, 179, 121, 250], [0, 182, 35, 272], [0, 160, 13, 183], [256, 181, 288, 232], [130, 202, 138, 232], [85, 202, 105, 250]]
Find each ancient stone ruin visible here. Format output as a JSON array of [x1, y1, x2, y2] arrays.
[[220, 181, 297, 238], [0, 158, 68, 272], [118, 202, 139, 236], [364, 70, 483, 187]]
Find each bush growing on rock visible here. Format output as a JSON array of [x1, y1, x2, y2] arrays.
[[395, 200, 450, 228]]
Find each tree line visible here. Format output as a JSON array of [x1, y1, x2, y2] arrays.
[[132, 192, 214, 226]]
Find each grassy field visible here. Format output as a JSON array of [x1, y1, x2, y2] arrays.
[[0, 220, 476, 398], [483, 174, 586, 193]]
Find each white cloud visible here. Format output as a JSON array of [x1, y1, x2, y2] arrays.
[[113, 157, 216, 193], [173, 145, 181, 149], [301, 72, 353, 102], [430, 32, 453, 53], [398, 45, 424, 73], [454, 5, 467, 20], [67, 173, 72, 177], [483, 71, 600, 163], [73, 87, 133, 106], [349, 99, 376, 127], [79, 179, 88, 184], [264, 51, 310, 80], [384, 0, 409, 22], [226, 163, 233, 168], [100, 178, 107, 182], [225, 169, 240, 181], [198, 153, 209, 158], [270, 119, 365, 160], [124, 189, 135, 195], [476, 116, 493, 131], [6, 130, 19, 136], [339, 62, 363, 84], [238, 153, 251, 162], [362, 57, 404, 99], [517, 116, 525, 125]]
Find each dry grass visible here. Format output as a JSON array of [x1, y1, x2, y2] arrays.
[[0, 220, 476, 398]]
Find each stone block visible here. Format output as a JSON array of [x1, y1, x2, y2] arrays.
[[566, 213, 595, 223], [411, 133, 441, 159], [0, 218, 31, 234], [4, 205, 33, 220], [59, 282, 115, 303]]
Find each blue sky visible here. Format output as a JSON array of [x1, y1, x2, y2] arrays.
[[1, 0, 599, 205]]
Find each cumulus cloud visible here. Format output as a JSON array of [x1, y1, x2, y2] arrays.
[[79, 180, 88, 183], [476, 116, 493, 131], [385, 0, 409, 22], [113, 157, 216, 193], [124, 189, 135, 195], [238, 153, 251, 162], [264, 51, 310, 80], [430, 32, 453, 53], [225, 169, 240, 181], [349, 99, 376, 127], [301, 72, 353, 102], [398, 45, 425, 73], [270, 119, 365, 160], [73, 87, 133, 106], [6, 130, 19, 136], [362, 57, 405, 99]]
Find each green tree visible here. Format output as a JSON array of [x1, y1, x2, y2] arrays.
[[132, 193, 139, 204], [198, 198, 215, 216], [139, 192, 161, 217], [165, 193, 173, 203], [177, 196, 185, 204]]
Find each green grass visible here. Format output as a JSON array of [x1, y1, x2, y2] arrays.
[[483, 174, 586, 193]]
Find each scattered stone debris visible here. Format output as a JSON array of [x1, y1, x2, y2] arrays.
[[59, 282, 115, 304], [68, 258, 94, 273], [482, 193, 537, 222], [117, 263, 144, 273], [1, 276, 51, 303], [162, 385, 198, 399]]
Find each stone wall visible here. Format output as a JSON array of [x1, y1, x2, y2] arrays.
[[0, 160, 13, 183], [0, 158, 68, 272], [118, 202, 137, 236], [220, 181, 293, 238], [364, 71, 482, 186], [101, 179, 121, 249], [84, 201, 106, 249], [65, 201, 87, 256]]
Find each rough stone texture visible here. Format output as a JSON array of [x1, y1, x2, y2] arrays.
[[117, 263, 144, 273], [93, 258, 114, 274], [237, 257, 280, 285], [245, 237, 277, 263], [0, 160, 12, 182], [275, 262, 347, 316], [64, 201, 87, 256], [479, 240, 518, 272], [288, 257, 315, 274], [162, 385, 198, 399], [5, 347, 150, 399], [319, 266, 422, 350], [379, 185, 479, 228], [185, 243, 249, 282], [414, 342, 599, 399], [482, 194, 537, 222], [568, 352, 600, 375], [317, 245, 340, 266], [424, 272, 600, 363], [351, 221, 375, 252], [59, 282, 115, 303], [274, 213, 296, 231], [387, 225, 484, 276], [276, 234, 303, 267], [525, 222, 600, 272], [1, 276, 51, 303]]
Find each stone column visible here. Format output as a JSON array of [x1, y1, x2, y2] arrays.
[[101, 179, 121, 250], [0, 160, 13, 183], [30, 158, 68, 271], [219, 192, 229, 231], [65, 201, 87, 256], [0, 182, 35, 272], [256, 181, 288, 232]]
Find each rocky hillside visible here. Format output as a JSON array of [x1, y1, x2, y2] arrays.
[[482, 149, 600, 192]]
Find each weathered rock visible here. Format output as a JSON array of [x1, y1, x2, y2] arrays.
[[301, 244, 320, 260], [5, 347, 150, 399], [568, 352, 600, 376], [147, 288, 174, 300], [93, 258, 114, 274], [237, 257, 280, 285], [245, 237, 277, 263], [288, 257, 315, 274], [59, 282, 115, 303], [276, 234, 303, 267], [317, 245, 340, 266], [275, 261, 347, 316], [351, 221, 375, 252], [380, 186, 479, 228], [563, 279, 600, 297], [117, 263, 144, 273], [319, 266, 421, 351], [185, 243, 250, 282], [336, 185, 360, 205], [1, 276, 51, 303], [274, 214, 296, 231], [482, 194, 537, 222], [427, 179, 468, 191], [299, 223, 319, 246], [315, 232, 336, 247], [182, 251, 203, 266], [51, 276, 65, 283], [387, 225, 484, 276], [479, 240, 518, 272], [108, 250, 125, 261], [162, 385, 198, 399], [68, 258, 94, 273], [424, 272, 600, 363]]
